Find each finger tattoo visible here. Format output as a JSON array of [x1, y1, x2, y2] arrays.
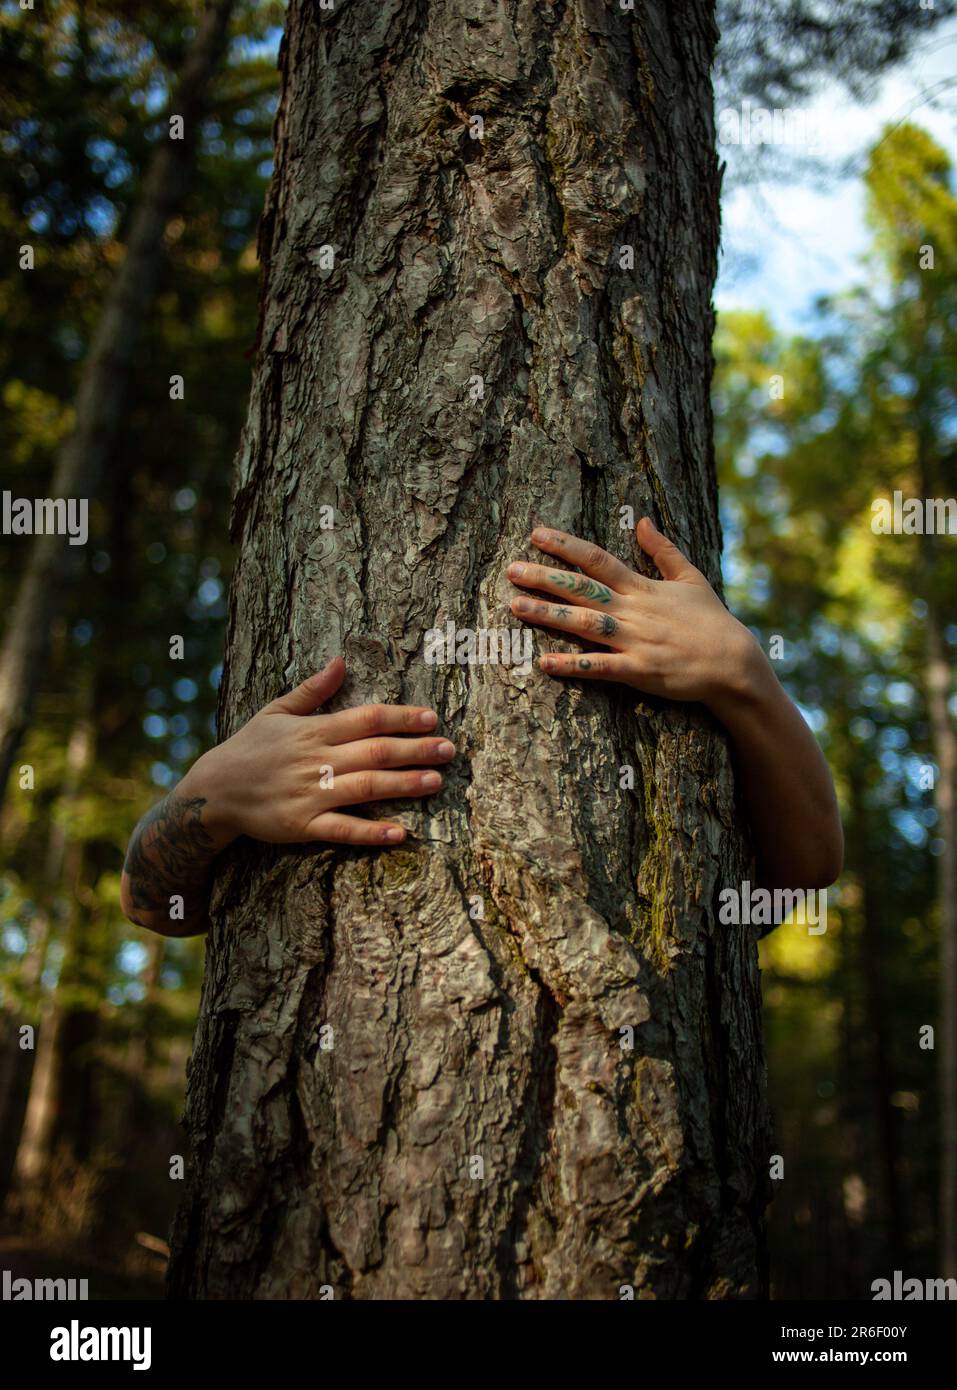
[[553, 573, 613, 603]]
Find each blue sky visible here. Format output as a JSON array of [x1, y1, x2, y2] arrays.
[[716, 16, 957, 334]]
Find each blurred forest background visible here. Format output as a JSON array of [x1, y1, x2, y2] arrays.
[[1, 0, 955, 1299]]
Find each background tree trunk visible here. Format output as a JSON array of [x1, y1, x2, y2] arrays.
[[928, 614, 957, 1279], [0, 693, 92, 1204], [0, 0, 235, 811], [170, 0, 770, 1299], [916, 375, 957, 1280]]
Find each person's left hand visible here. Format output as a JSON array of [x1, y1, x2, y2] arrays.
[[506, 518, 760, 710]]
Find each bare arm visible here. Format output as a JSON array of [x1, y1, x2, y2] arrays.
[[506, 518, 843, 893], [120, 657, 456, 938], [706, 642, 843, 890], [121, 788, 225, 937]]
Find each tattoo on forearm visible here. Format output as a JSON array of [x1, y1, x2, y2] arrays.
[[552, 573, 612, 603], [123, 793, 218, 919]]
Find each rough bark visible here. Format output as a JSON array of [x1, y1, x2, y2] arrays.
[[0, 0, 235, 810], [170, 0, 770, 1299]]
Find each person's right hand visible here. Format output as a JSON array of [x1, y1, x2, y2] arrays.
[[178, 656, 454, 847]]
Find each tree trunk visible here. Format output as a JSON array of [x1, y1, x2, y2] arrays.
[[12, 1001, 62, 1188], [858, 855, 907, 1270], [123, 935, 166, 1137], [915, 385, 957, 1281], [13, 852, 102, 1183], [927, 612, 957, 1279], [0, 0, 236, 810], [0, 696, 93, 1204], [170, 0, 769, 1299]]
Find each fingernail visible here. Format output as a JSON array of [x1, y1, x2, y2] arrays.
[[531, 528, 549, 543], [421, 771, 442, 790], [308, 656, 341, 686], [436, 741, 456, 759], [513, 597, 532, 614], [384, 827, 405, 842], [419, 710, 438, 728], [508, 563, 526, 578]]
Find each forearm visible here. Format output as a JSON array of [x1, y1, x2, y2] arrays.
[[121, 756, 234, 937], [709, 635, 844, 891]]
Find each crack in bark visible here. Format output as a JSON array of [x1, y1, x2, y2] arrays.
[[495, 978, 560, 1296]]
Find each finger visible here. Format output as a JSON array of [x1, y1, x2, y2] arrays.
[[330, 736, 456, 775], [530, 527, 644, 593], [306, 811, 409, 846], [636, 517, 699, 583], [510, 595, 627, 647], [322, 702, 439, 744], [506, 561, 620, 611], [538, 651, 628, 681], [330, 768, 443, 808], [267, 656, 347, 715]]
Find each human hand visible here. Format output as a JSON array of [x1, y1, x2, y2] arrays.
[[179, 657, 454, 847], [506, 518, 762, 711]]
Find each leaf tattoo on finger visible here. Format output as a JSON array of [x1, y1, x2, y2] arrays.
[[552, 573, 613, 603]]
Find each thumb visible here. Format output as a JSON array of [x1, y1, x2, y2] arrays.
[[269, 656, 346, 715], [636, 517, 697, 582]]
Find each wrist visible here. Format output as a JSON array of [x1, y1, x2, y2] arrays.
[[177, 748, 240, 852], [707, 622, 775, 727]]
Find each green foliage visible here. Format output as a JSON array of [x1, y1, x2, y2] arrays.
[[0, 0, 281, 1257], [715, 120, 956, 1295]]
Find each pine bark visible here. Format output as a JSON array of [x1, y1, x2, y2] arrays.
[[170, 0, 770, 1299]]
